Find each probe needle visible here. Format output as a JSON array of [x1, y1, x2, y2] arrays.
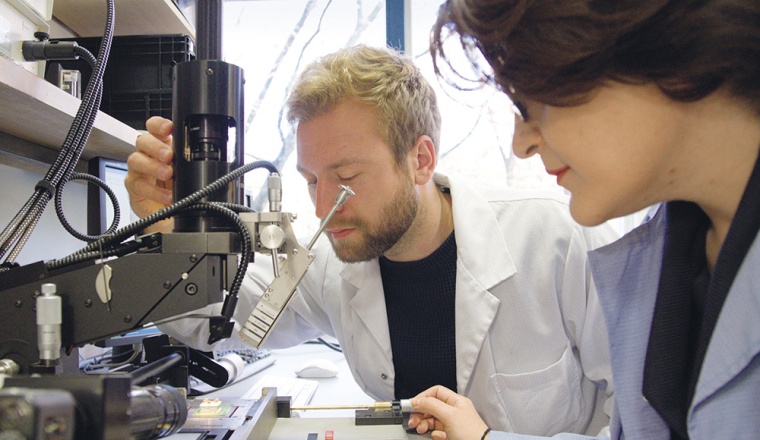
[[290, 399, 412, 412], [290, 402, 392, 411]]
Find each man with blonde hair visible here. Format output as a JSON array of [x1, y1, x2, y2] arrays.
[[127, 45, 617, 436]]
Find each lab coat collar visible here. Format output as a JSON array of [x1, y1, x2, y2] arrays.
[[438, 173, 512, 392], [341, 260, 393, 363], [436, 173, 517, 290], [340, 260, 395, 399]]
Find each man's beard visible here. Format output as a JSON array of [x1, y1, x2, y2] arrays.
[[328, 178, 418, 263]]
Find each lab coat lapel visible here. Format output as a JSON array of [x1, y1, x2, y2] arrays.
[[442, 174, 512, 393], [342, 261, 390, 348], [691, 234, 760, 413], [341, 260, 395, 397]]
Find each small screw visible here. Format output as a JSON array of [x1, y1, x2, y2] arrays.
[[14, 300, 22, 308], [189, 255, 198, 263], [85, 299, 93, 308], [124, 315, 132, 323], [163, 281, 172, 289], [185, 283, 198, 295]]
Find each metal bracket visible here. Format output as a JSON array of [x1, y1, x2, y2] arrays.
[[238, 213, 314, 348], [355, 402, 404, 426]]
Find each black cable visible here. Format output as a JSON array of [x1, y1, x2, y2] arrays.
[[130, 352, 184, 386], [47, 160, 277, 268], [44, 7, 113, 186], [44, 199, 254, 346], [307, 337, 343, 353], [212, 202, 257, 213], [182, 202, 253, 306], [55, 172, 121, 242], [45, 161, 276, 270], [0, 0, 114, 265], [82, 347, 138, 373]]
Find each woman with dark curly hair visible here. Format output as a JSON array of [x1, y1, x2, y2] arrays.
[[409, 1, 760, 439]]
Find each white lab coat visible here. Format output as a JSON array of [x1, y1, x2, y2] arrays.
[[161, 173, 616, 436]]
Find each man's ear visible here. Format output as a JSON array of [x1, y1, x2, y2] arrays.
[[409, 135, 437, 185]]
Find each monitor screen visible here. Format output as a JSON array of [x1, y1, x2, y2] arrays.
[[87, 157, 140, 235], [100, 326, 163, 347]]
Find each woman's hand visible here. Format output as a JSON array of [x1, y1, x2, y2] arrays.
[[408, 385, 490, 440]]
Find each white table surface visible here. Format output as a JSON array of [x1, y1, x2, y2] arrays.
[[169, 341, 426, 439], [217, 341, 375, 418]]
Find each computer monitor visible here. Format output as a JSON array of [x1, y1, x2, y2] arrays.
[[100, 326, 164, 347], [87, 157, 140, 236]]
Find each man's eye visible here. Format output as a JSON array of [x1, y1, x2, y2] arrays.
[[338, 174, 357, 181]]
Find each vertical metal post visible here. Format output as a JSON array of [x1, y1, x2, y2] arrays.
[[197, 0, 223, 60]]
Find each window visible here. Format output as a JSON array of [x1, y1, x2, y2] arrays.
[[223, 0, 387, 238], [407, 1, 649, 236], [222, 0, 647, 238]]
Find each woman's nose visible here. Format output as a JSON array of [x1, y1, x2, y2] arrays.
[[511, 115, 541, 159]]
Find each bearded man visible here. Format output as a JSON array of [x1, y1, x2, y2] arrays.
[[126, 45, 616, 437]]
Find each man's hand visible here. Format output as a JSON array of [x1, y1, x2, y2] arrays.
[[125, 116, 176, 233], [408, 385, 490, 440]]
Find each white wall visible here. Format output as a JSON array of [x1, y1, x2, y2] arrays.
[[0, 162, 89, 265]]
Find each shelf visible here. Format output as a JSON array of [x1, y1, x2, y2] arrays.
[[52, 0, 194, 38], [0, 56, 139, 163]]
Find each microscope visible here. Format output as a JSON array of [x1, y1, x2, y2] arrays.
[[0, 1, 351, 438]]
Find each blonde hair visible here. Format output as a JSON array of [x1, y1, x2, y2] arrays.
[[287, 45, 441, 165]]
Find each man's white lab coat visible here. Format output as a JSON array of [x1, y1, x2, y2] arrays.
[[161, 173, 616, 436]]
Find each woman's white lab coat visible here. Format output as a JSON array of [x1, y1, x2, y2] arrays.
[[162, 173, 616, 436]]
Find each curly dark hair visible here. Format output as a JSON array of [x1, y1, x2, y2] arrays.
[[431, 0, 760, 112]]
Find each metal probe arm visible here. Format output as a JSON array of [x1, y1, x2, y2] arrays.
[[238, 185, 354, 348]]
